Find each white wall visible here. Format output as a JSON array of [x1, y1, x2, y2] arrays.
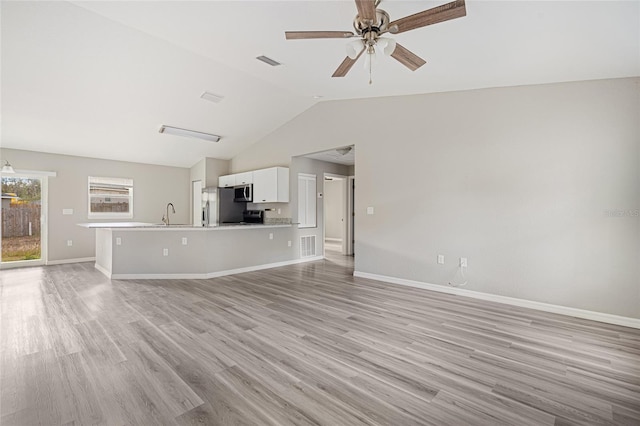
[[0, 148, 189, 262], [232, 77, 640, 319]]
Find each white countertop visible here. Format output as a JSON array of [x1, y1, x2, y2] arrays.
[[78, 222, 293, 231]]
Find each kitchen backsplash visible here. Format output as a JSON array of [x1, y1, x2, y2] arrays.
[[264, 217, 292, 225]]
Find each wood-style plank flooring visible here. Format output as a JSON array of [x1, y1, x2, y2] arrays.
[[1, 252, 639, 425]]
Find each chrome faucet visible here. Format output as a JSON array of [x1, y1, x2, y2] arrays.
[[162, 203, 175, 225]]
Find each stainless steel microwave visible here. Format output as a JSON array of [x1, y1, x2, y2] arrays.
[[233, 184, 252, 202]]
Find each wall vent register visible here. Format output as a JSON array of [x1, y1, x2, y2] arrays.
[[300, 235, 316, 258]]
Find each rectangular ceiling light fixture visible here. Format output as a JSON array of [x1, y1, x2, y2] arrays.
[[159, 125, 221, 143], [256, 55, 282, 66], [200, 91, 225, 103]]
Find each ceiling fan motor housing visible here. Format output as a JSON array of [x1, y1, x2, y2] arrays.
[[353, 9, 390, 36]]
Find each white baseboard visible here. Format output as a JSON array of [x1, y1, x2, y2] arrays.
[[109, 256, 325, 280], [94, 263, 112, 278], [354, 271, 640, 330], [47, 257, 96, 265]]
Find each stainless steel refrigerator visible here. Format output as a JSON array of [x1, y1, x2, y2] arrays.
[[201, 187, 217, 227]]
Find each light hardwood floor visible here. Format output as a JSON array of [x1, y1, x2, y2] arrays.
[[1, 254, 639, 425]]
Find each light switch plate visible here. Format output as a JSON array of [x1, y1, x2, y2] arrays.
[[116, 237, 122, 246], [62, 209, 73, 215], [287, 240, 292, 247], [163, 248, 169, 256], [67, 240, 73, 247], [269, 233, 273, 240], [366, 207, 374, 215], [182, 237, 188, 245], [460, 257, 468, 267], [437, 254, 445, 264]]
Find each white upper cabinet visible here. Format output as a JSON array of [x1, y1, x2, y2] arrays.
[[218, 171, 254, 187], [218, 174, 235, 188], [253, 167, 289, 203], [234, 172, 253, 185]]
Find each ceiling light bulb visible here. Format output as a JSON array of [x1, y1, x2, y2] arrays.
[[346, 40, 364, 59], [1, 160, 15, 174]]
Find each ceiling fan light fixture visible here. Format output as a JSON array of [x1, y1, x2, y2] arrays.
[[346, 39, 364, 59], [377, 37, 396, 56]]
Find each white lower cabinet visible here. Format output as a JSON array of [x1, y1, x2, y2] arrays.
[[253, 167, 289, 203]]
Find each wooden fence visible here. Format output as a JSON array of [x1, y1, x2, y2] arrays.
[[1, 205, 41, 238]]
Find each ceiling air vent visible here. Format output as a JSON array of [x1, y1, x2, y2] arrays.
[[256, 55, 282, 67], [200, 91, 225, 103]]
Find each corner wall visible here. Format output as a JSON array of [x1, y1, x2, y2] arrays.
[[0, 148, 189, 262], [231, 78, 640, 318]]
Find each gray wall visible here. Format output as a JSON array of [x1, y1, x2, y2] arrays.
[[0, 148, 189, 262], [106, 226, 298, 276], [324, 179, 345, 240], [231, 77, 640, 318]]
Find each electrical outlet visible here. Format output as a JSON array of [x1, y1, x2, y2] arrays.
[[182, 237, 188, 245], [163, 248, 169, 256], [269, 233, 273, 240], [460, 257, 468, 267], [116, 237, 122, 246], [277, 208, 282, 215], [67, 240, 73, 247], [437, 254, 445, 264], [287, 240, 292, 247]]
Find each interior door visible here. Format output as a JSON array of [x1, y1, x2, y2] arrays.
[[1, 174, 46, 267]]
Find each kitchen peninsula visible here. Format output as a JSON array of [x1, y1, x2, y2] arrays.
[[80, 223, 316, 279]]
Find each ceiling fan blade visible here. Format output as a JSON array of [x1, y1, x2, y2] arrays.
[[355, 0, 377, 22], [332, 48, 365, 77], [285, 31, 354, 40], [390, 43, 426, 71], [388, 0, 466, 34]]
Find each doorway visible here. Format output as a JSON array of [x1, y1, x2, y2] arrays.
[[1, 174, 47, 267], [323, 173, 354, 256]]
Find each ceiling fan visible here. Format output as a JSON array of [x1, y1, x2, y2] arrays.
[[285, 0, 466, 82]]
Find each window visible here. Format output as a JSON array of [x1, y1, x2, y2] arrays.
[[88, 176, 133, 219], [298, 173, 316, 228]]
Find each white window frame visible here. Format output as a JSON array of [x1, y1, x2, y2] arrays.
[[88, 176, 134, 219], [298, 173, 316, 228]]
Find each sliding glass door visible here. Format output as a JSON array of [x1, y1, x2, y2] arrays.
[[1, 174, 45, 267]]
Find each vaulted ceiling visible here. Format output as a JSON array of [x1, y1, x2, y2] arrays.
[[2, 1, 638, 167]]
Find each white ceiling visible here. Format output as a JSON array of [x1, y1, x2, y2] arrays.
[[2, 1, 638, 168]]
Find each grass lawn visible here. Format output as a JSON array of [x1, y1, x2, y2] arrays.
[[2, 235, 41, 262]]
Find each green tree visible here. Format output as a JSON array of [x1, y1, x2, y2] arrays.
[[1, 177, 41, 202]]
